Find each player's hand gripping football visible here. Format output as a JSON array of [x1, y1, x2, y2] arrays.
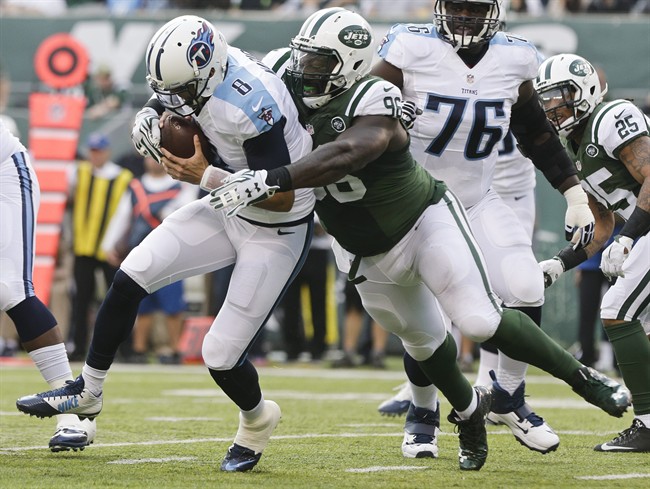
[[209, 169, 279, 218], [400, 100, 422, 130], [600, 235, 634, 279], [563, 185, 595, 249], [131, 107, 163, 164]]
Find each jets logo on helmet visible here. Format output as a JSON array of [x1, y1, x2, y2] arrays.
[[286, 8, 375, 109], [338, 26, 372, 48], [568, 59, 593, 77], [187, 23, 214, 69], [534, 53, 605, 138]]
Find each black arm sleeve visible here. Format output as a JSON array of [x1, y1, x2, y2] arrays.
[[242, 116, 291, 171], [510, 93, 577, 189], [144, 97, 165, 116]]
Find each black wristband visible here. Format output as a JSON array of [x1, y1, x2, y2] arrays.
[[265, 166, 293, 191], [145, 98, 165, 116], [556, 245, 588, 271], [619, 206, 650, 240]]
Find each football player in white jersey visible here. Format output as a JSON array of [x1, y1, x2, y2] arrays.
[[368, 0, 598, 455], [16, 15, 315, 473], [0, 119, 96, 451], [535, 54, 650, 452], [209, 8, 630, 470]]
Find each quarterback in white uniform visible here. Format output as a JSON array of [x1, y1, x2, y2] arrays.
[[371, 0, 596, 454], [1, 120, 96, 451], [16, 16, 314, 473], [536, 54, 650, 452]]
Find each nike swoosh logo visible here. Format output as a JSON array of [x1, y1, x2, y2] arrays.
[[277, 229, 295, 236], [383, 86, 393, 92], [614, 110, 625, 119], [598, 443, 635, 451], [514, 195, 526, 201], [252, 97, 264, 112]]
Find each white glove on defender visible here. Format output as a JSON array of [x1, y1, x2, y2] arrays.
[[209, 169, 279, 218], [400, 100, 422, 130], [539, 257, 565, 288], [601, 236, 634, 279], [563, 185, 595, 248], [131, 107, 163, 164]]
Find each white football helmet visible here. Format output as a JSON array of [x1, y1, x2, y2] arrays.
[[434, 0, 502, 49], [286, 8, 374, 109], [145, 15, 228, 115], [534, 54, 605, 138]]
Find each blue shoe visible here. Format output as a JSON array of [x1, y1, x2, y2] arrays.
[[402, 402, 440, 458], [220, 443, 262, 472], [49, 426, 89, 452], [378, 382, 412, 417], [221, 400, 281, 472], [489, 371, 559, 454], [16, 375, 102, 419]]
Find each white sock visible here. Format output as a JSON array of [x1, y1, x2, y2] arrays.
[[81, 364, 107, 396], [241, 397, 265, 422], [28, 344, 72, 387], [456, 390, 478, 420], [496, 353, 528, 395], [410, 383, 438, 412], [475, 349, 498, 387], [637, 414, 650, 427]]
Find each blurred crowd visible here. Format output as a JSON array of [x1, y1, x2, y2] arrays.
[[1, 0, 648, 17]]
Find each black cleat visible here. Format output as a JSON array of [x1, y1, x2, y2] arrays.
[[447, 385, 492, 471]]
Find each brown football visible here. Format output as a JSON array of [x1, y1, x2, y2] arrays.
[[160, 114, 212, 159]]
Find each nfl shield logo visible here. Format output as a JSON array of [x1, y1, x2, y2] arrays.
[[466, 74, 475, 84]]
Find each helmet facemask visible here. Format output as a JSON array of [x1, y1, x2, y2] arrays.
[[285, 7, 374, 109], [538, 82, 592, 138], [434, 0, 501, 50], [147, 67, 215, 116], [286, 43, 346, 109]]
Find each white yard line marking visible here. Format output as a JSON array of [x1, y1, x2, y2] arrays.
[[347, 466, 429, 473], [146, 417, 223, 422], [0, 430, 623, 453], [108, 456, 197, 465], [576, 473, 650, 480]]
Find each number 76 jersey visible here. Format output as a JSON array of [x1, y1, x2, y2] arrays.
[[378, 25, 542, 208]]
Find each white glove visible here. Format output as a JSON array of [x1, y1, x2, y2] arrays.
[[131, 107, 163, 164], [563, 185, 595, 248], [400, 100, 422, 130], [600, 235, 634, 279], [539, 257, 565, 288], [209, 169, 279, 218]]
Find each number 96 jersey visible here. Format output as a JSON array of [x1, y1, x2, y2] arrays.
[[378, 25, 543, 208]]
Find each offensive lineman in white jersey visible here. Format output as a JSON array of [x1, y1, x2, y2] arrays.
[[370, 0, 596, 455], [16, 15, 315, 473], [0, 120, 97, 451]]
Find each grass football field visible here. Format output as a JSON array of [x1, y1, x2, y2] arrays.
[[1, 358, 648, 489]]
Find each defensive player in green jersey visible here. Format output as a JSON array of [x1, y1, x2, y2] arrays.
[[208, 9, 630, 470], [535, 53, 650, 453]]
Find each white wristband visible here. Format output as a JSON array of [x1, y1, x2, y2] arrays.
[[200, 166, 232, 192]]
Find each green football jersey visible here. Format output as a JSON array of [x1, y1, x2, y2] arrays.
[[295, 76, 446, 256], [565, 99, 648, 220]]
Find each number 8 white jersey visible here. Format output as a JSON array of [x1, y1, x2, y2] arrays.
[[378, 25, 543, 208]]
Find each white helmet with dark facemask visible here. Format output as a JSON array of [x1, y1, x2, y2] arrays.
[[286, 8, 374, 109], [146, 15, 228, 115], [434, 0, 502, 49], [534, 54, 606, 138]]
